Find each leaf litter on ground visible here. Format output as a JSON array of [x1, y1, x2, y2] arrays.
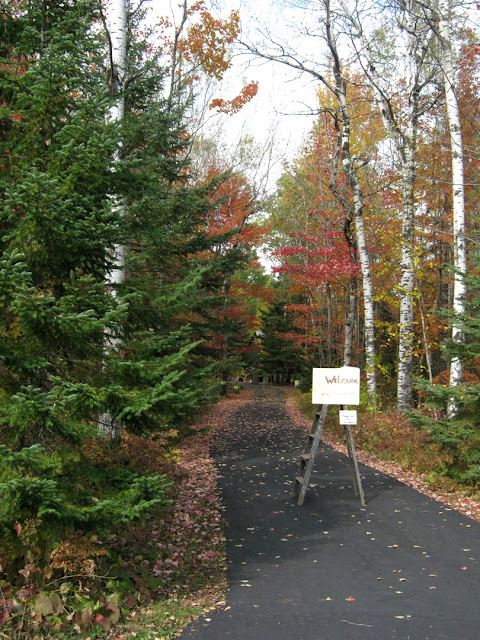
[[113, 385, 480, 639]]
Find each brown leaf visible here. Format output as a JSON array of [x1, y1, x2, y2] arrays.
[[33, 595, 53, 616], [106, 601, 121, 624]]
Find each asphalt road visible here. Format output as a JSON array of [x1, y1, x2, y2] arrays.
[[181, 385, 480, 640]]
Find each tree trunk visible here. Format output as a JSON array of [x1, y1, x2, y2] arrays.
[[347, 0, 431, 411], [397, 134, 416, 412], [438, 0, 467, 412], [106, 0, 127, 292], [328, 109, 358, 369], [344, 275, 357, 367], [325, 0, 377, 406], [99, 0, 127, 438], [326, 282, 333, 366]]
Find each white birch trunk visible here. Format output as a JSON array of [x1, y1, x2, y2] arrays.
[[344, 275, 357, 367], [326, 283, 333, 366], [106, 0, 127, 291], [394, 14, 423, 413], [99, 0, 127, 437], [343, 0, 430, 411], [397, 133, 416, 412], [397, 15, 418, 412], [328, 110, 357, 370], [438, 0, 466, 413], [325, 0, 377, 405]]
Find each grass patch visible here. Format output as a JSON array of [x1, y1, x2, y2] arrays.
[[111, 593, 223, 640]]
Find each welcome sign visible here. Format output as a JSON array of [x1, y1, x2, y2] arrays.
[[312, 367, 360, 405]]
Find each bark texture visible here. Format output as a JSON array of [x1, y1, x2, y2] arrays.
[[438, 0, 467, 404], [325, 0, 377, 404]]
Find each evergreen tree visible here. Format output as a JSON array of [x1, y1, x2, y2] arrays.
[[412, 252, 480, 485], [0, 0, 263, 569], [260, 280, 301, 384], [0, 0, 123, 448], [0, 0, 172, 552], [116, 97, 252, 429]]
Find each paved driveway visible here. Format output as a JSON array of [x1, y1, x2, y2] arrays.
[[181, 385, 480, 640]]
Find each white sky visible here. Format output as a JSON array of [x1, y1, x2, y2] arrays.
[[156, 0, 322, 194], [213, 0, 320, 191]]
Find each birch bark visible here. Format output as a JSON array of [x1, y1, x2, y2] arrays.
[[438, 0, 467, 411], [325, 0, 377, 404], [344, 275, 357, 367], [106, 0, 127, 293], [99, 0, 127, 437], [396, 97, 417, 413], [328, 111, 357, 369], [340, 0, 432, 411], [326, 282, 333, 366]]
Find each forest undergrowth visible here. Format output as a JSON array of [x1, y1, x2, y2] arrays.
[[4, 384, 480, 640], [75, 389, 257, 640], [0, 389, 253, 640]]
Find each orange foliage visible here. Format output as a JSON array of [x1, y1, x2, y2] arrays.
[[191, 163, 272, 356], [180, 3, 240, 80], [209, 81, 259, 115], [203, 168, 268, 250], [156, 2, 256, 117]]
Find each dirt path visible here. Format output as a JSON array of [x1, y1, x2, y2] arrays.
[[181, 385, 480, 640]]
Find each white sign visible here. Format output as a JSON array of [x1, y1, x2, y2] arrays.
[[339, 410, 358, 425], [312, 367, 360, 405]]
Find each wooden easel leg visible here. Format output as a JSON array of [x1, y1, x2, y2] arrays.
[[293, 404, 328, 506], [344, 426, 359, 497], [345, 425, 365, 506]]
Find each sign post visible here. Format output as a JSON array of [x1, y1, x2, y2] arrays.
[[292, 367, 365, 506]]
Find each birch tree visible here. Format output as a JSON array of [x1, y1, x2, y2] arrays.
[[410, 0, 468, 411], [339, 0, 435, 411], [328, 111, 358, 367], [324, 0, 376, 399], [99, 0, 127, 436], [436, 0, 467, 411], [242, 0, 378, 404], [104, 0, 127, 298]]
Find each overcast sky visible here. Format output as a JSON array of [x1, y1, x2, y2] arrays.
[[156, 0, 321, 193], [216, 0, 320, 189]]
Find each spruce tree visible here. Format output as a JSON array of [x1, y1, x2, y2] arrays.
[[260, 280, 300, 384], [0, 0, 258, 555], [412, 253, 480, 485], [0, 0, 171, 550]]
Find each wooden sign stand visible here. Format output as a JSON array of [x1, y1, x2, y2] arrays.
[[292, 403, 365, 507]]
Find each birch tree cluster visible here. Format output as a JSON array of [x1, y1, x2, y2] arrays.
[[259, 0, 479, 416]]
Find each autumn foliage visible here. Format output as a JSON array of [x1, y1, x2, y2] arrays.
[[269, 41, 480, 395]]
